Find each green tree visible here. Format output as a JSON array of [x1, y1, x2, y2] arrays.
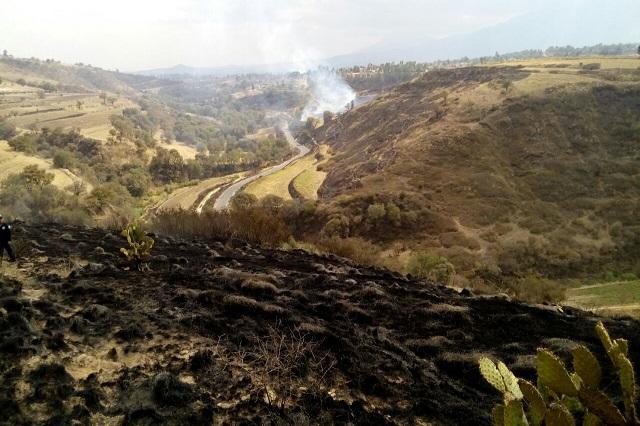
[[3, 165, 54, 191], [67, 180, 87, 197], [86, 182, 132, 213], [0, 119, 16, 140], [120, 166, 152, 197], [53, 150, 75, 169], [149, 148, 185, 184]]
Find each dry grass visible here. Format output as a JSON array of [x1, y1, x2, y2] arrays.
[[0, 88, 136, 141], [499, 56, 640, 70], [150, 208, 290, 247], [0, 140, 81, 189], [156, 140, 199, 160], [244, 154, 317, 200], [246, 127, 276, 142], [246, 146, 330, 201]]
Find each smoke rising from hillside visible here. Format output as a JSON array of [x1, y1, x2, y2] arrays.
[[300, 68, 356, 121]]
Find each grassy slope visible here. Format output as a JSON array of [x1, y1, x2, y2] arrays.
[[291, 145, 330, 200], [316, 57, 640, 276], [0, 140, 84, 190], [244, 154, 318, 200], [566, 280, 640, 318]]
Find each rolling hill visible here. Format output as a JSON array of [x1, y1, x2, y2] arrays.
[[313, 57, 640, 280]]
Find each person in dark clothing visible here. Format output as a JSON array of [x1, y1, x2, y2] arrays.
[[0, 215, 16, 262]]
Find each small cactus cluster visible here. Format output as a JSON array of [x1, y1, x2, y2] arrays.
[[120, 223, 154, 271], [479, 321, 638, 425]]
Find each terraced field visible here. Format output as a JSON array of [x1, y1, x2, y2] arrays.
[[244, 145, 330, 201], [565, 280, 640, 318], [0, 91, 135, 141], [156, 173, 244, 212]]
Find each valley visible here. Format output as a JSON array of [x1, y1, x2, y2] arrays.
[[2, 2, 640, 423]]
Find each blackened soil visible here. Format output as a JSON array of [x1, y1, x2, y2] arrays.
[[1, 222, 638, 425]]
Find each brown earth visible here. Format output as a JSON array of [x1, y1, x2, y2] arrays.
[[1, 222, 639, 425]]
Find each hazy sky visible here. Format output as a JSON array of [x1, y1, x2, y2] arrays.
[[1, 0, 630, 71]]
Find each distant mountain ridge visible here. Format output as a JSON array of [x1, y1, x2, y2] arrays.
[[136, 2, 640, 75], [325, 2, 640, 66]]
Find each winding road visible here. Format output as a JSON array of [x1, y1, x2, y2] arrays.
[[212, 125, 310, 210]]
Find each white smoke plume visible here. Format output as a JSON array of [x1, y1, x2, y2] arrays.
[[300, 67, 356, 121]]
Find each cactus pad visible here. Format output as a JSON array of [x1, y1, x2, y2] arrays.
[[480, 357, 507, 394], [537, 349, 578, 397], [572, 345, 601, 390]]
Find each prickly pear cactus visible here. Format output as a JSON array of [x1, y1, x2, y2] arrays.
[[120, 223, 154, 271], [479, 322, 638, 426]]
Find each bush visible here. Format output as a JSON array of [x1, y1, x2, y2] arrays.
[[366, 203, 386, 223], [8, 134, 37, 153], [503, 275, 566, 304], [321, 214, 350, 238], [407, 251, 455, 285], [0, 119, 16, 140], [581, 62, 601, 71], [150, 208, 290, 248], [386, 202, 401, 226], [620, 272, 639, 282], [315, 237, 380, 266], [52, 150, 76, 169], [230, 192, 258, 211]]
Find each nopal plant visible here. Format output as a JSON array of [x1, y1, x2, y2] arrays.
[[479, 321, 638, 426], [120, 223, 154, 271]]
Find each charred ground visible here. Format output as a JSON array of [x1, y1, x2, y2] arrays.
[[1, 222, 639, 425]]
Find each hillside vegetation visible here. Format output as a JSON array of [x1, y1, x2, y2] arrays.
[[0, 55, 306, 226], [312, 57, 640, 286]]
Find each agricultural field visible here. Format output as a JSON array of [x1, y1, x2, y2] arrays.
[[155, 173, 243, 211], [504, 55, 640, 70], [244, 146, 329, 201], [156, 139, 199, 160], [565, 280, 640, 318], [0, 140, 84, 190], [246, 127, 276, 142], [291, 145, 330, 200]]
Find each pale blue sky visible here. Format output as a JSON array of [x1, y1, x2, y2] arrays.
[[2, 0, 637, 71]]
